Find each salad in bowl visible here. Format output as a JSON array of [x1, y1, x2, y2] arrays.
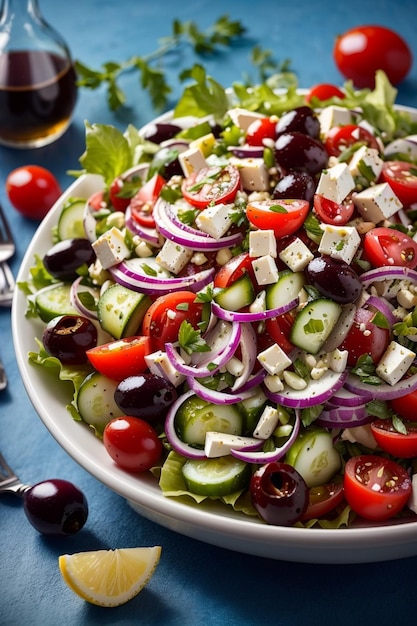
[[16, 69, 417, 548]]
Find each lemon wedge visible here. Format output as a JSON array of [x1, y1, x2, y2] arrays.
[[59, 546, 162, 607]]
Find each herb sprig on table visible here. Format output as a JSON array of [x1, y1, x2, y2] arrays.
[[74, 15, 292, 112]]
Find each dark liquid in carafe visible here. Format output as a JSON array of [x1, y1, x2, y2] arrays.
[[0, 49, 77, 145]]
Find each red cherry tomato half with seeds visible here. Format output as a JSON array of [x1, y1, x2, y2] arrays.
[[363, 227, 417, 269], [6, 165, 62, 220], [213, 252, 255, 289], [324, 124, 380, 157], [370, 419, 417, 459], [182, 164, 240, 209], [305, 83, 345, 104], [301, 482, 345, 521], [246, 117, 277, 146], [313, 194, 355, 226], [339, 302, 391, 366], [103, 416, 163, 472], [343, 455, 412, 521], [381, 161, 417, 207], [333, 25, 412, 89], [86, 336, 152, 381], [129, 173, 166, 228], [246, 199, 310, 238]]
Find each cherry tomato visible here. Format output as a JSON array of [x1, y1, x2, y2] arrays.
[[87, 190, 107, 211], [213, 252, 255, 289], [6, 165, 62, 220], [389, 389, 417, 422], [363, 227, 417, 269], [339, 302, 391, 366], [381, 161, 417, 207], [265, 312, 295, 354], [246, 199, 310, 238], [334, 25, 412, 89], [142, 291, 204, 352], [370, 418, 417, 458], [246, 117, 277, 146], [313, 194, 355, 226], [343, 455, 412, 521], [301, 482, 345, 521], [324, 124, 380, 157], [86, 336, 152, 381], [129, 173, 166, 228], [103, 416, 163, 472], [305, 83, 345, 104], [182, 164, 240, 209], [109, 177, 131, 212]]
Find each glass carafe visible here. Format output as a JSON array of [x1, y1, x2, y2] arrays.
[[0, 0, 77, 148]]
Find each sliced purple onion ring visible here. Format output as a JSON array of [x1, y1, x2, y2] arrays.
[[211, 298, 299, 323], [164, 390, 208, 459], [109, 263, 214, 294], [345, 371, 417, 401], [360, 265, 417, 288], [316, 404, 372, 428], [187, 376, 257, 405], [69, 276, 99, 320], [263, 369, 348, 408], [365, 294, 396, 325], [326, 385, 373, 407]]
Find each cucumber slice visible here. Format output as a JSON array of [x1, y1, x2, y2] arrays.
[[175, 395, 242, 446], [237, 387, 267, 433], [182, 455, 251, 496], [265, 270, 305, 310], [214, 273, 255, 312], [35, 282, 78, 322], [76, 371, 122, 436], [97, 283, 151, 339], [286, 427, 341, 488], [290, 298, 342, 355], [57, 198, 86, 240]]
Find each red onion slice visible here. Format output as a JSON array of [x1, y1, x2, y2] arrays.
[[365, 294, 396, 325], [211, 298, 299, 323], [230, 322, 258, 391], [316, 404, 372, 428], [360, 265, 417, 288], [326, 385, 373, 407], [69, 276, 99, 320], [164, 390, 207, 459], [109, 263, 215, 294], [187, 376, 257, 404], [345, 371, 417, 401], [263, 370, 348, 408]]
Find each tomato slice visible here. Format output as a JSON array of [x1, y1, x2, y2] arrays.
[[213, 252, 254, 289], [246, 117, 277, 146], [142, 291, 204, 352], [389, 389, 417, 421], [324, 124, 380, 157], [182, 164, 240, 209], [343, 455, 412, 521], [339, 302, 391, 366], [301, 482, 345, 521], [381, 161, 417, 207], [246, 199, 310, 238], [305, 83, 345, 104], [313, 194, 354, 225], [265, 312, 295, 354], [363, 226, 417, 269], [129, 173, 166, 228], [86, 336, 152, 381], [370, 419, 417, 459]]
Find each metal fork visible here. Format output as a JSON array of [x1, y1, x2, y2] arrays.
[[0, 354, 7, 390], [0, 449, 29, 496], [0, 203, 16, 306]]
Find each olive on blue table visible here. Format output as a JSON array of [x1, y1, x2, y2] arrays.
[[114, 373, 178, 424], [306, 255, 362, 304], [43, 238, 95, 281], [274, 132, 328, 175], [250, 462, 309, 526], [275, 105, 320, 139], [23, 479, 88, 536], [43, 314, 98, 365]]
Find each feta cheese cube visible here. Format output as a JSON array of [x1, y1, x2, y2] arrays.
[[318, 106, 352, 135], [195, 203, 234, 239], [178, 146, 207, 176], [316, 163, 355, 204], [227, 107, 267, 131], [230, 157, 270, 191], [145, 350, 186, 386], [156, 239, 193, 274], [375, 341, 416, 385], [353, 182, 402, 223], [204, 432, 261, 458], [348, 145, 383, 181], [249, 229, 277, 258], [279, 237, 314, 271], [318, 224, 361, 265], [257, 343, 292, 375], [328, 348, 348, 373], [253, 405, 280, 439], [251, 254, 279, 285], [92, 226, 130, 269]]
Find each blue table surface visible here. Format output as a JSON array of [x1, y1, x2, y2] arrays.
[[1, 1, 417, 624]]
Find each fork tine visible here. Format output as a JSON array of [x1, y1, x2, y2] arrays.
[[0, 203, 15, 261], [0, 261, 15, 306]]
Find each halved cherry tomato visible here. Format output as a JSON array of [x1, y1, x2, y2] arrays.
[[109, 177, 131, 212], [334, 26, 412, 89], [313, 194, 355, 225], [370, 418, 417, 458], [343, 455, 412, 521], [103, 416, 163, 472], [6, 165, 62, 220], [182, 164, 240, 209], [363, 227, 417, 269], [86, 336, 152, 381], [246, 199, 310, 238], [305, 83, 345, 104], [246, 117, 277, 146], [381, 161, 417, 207], [87, 190, 107, 211], [324, 124, 380, 157], [213, 252, 255, 289], [389, 389, 417, 421], [339, 302, 391, 366], [142, 291, 204, 352], [265, 312, 295, 354], [129, 173, 166, 228], [301, 482, 345, 521]]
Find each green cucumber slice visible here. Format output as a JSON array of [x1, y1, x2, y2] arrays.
[[290, 298, 342, 354], [35, 282, 78, 322], [57, 198, 86, 240], [265, 270, 305, 310], [286, 428, 341, 488], [97, 283, 151, 339], [175, 395, 242, 446], [76, 371, 121, 435], [214, 273, 255, 312], [182, 455, 251, 496]]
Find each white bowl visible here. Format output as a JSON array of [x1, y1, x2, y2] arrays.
[[12, 105, 417, 564]]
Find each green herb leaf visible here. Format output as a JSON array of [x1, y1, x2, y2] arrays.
[[178, 320, 211, 355]]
